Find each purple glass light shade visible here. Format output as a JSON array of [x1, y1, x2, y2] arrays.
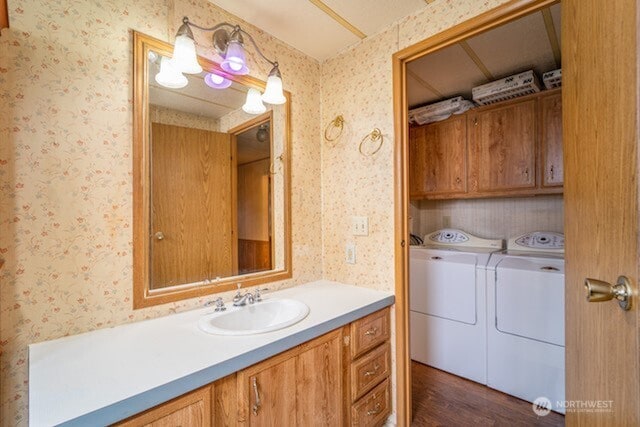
[[220, 40, 249, 75], [204, 72, 232, 89]]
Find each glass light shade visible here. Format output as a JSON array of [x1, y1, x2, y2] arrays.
[[155, 57, 188, 89], [171, 34, 202, 74], [262, 75, 286, 104], [221, 40, 249, 75], [242, 88, 267, 115], [204, 72, 232, 89]]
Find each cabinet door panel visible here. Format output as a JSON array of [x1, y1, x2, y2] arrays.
[[540, 92, 563, 187], [296, 331, 343, 426], [238, 357, 296, 426], [115, 385, 211, 427], [410, 116, 467, 196], [470, 100, 536, 191]]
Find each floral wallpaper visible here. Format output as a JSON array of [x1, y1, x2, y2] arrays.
[[0, 0, 321, 424], [320, 0, 510, 290]]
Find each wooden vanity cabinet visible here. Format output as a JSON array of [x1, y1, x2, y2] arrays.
[[409, 115, 468, 197], [115, 307, 391, 427], [115, 385, 212, 427]]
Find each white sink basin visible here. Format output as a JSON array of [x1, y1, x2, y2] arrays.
[[198, 298, 310, 336]]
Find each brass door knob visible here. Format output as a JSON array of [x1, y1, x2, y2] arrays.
[[585, 276, 632, 310]]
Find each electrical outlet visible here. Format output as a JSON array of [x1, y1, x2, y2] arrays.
[[351, 216, 369, 236], [345, 243, 356, 264]]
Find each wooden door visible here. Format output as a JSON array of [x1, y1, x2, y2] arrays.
[[409, 116, 467, 197], [563, 0, 640, 424], [540, 91, 563, 187], [237, 354, 297, 425], [151, 123, 234, 288], [469, 99, 536, 192], [296, 330, 343, 426]]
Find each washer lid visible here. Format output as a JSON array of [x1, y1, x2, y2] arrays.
[[507, 231, 564, 254], [423, 228, 503, 249]]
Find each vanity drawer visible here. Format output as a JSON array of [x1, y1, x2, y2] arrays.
[[350, 343, 390, 401], [351, 378, 390, 427], [350, 308, 390, 359]]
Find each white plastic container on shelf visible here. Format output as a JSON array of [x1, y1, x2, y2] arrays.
[[543, 68, 562, 89], [472, 70, 541, 105]]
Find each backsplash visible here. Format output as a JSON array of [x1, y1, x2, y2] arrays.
[[411, 195, 564, 240]]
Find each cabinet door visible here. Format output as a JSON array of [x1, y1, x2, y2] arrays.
[[116, 385, 211, 427], [540, 92, 563, 187], [409, 116, 467, 197], [469, 99, 536, 192], [237, 354, 297, 426], [296, 329, 343, 426]]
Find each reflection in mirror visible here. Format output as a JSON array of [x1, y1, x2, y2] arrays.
[[133, 32, 290, 307]]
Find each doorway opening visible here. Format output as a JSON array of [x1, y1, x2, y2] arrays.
[[392, 0, 564, 424]]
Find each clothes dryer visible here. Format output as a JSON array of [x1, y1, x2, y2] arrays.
[[486, 231, 565, 413], [410, 229, 503, 384]]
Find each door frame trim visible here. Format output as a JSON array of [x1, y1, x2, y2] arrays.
[[392, 0, 559, 424]]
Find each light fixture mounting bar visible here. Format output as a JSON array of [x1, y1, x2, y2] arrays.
[[181, 16, 278, 68]]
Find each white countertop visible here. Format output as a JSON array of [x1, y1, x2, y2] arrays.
[[29, 280, 394, 426]]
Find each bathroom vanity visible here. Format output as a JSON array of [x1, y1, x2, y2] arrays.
[[28, 281, 394, 426]]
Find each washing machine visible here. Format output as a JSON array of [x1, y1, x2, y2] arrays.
[[410, 229, 503, 384], [486, 231, 565, 413]]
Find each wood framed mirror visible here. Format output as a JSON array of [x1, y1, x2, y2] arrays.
[[133, 31, 291, 308]]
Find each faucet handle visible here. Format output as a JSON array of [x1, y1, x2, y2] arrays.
[[255, 288, 269, 302], [214, 297, 226, 312]]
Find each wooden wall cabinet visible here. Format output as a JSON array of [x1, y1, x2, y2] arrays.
[[409, 88, 563, 200], [539, 91, 563, 187], [115, 308, 391, 427], [410, 115, 467, 198], [468, 99, 536, 192]]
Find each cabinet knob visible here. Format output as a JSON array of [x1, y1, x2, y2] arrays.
[[154, 231, 165, 241], [364, 327, 378, 337], [455, 177, 461, 184]]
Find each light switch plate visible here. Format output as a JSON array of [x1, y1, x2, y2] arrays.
[[345, 243, 356, 264], [351, 216, 369, 236]]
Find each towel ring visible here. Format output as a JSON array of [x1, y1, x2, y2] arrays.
[[324, 115, 345, 142], [359, 128, 384, 157]]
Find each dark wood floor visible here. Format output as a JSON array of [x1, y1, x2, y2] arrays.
[[412, 361, 565, 426]]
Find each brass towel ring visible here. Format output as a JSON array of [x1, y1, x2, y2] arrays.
[[324, 115, 345, 142], [359, 128, 384, 157]]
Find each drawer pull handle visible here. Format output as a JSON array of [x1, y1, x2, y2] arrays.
[[367, 402, 382, 416], [364, 327, 378, 337], [364, 363, 380, 377], [252, 377, 261, 415]]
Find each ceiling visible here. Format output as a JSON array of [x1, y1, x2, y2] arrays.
[[208, 0, 431, 60], [407, 3, 561, 108], [149, 55, 249, 119]]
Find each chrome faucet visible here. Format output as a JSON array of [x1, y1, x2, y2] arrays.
[[204, 297, 226, 312], [233, 291, 255, 306], [232, 287, 269, 306]]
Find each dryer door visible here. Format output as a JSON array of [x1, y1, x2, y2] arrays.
[[410, 249, 479, 324], [494, 257, 565, 345]]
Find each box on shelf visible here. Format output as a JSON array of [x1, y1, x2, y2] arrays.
[[472, 70, 541, 105], [409, 96, 474, 126], [542, 69, 562, 89]]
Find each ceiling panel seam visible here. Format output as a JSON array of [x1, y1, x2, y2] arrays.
[[407, 69, 443, 98], [541, 8, 561, 68], [458, 40, 494, 81], [307, 0, 367, 39]]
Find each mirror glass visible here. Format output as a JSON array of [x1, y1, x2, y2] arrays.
[[133, 32, 290, 306]]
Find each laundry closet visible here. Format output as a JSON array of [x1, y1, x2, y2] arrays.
[[407, 3, 566, 416]]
